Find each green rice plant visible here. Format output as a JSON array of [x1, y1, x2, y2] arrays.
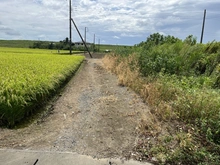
[[0, 47, 84, 126]]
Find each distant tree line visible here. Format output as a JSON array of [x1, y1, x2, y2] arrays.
[[29, 37, 99, 52]]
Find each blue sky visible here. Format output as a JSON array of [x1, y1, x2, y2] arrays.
[[0, 0, 219, 45]]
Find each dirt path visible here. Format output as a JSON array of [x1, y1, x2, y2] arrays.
[[0, 58, 149, 160]]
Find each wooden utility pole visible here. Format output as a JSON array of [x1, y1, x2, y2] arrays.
[[93, 34, 95, 52], [200, 9, 206, 44], [98, 38, 100, 52], [69, 0, 72, 54], [84, 27, 87, 45], [93, 34, 95, 45]]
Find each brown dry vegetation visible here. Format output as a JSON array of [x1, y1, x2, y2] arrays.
[[102, 54, 220, 164], [102, 55, 169, 162]]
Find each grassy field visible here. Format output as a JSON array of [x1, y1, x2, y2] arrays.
[[0, 40, 46, 48], [0, 47, 84, 126], [0, 40, 131, 52], [98, 44, 132, 52]]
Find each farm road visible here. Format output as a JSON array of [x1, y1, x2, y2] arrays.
[[0, 56, 151, 164]]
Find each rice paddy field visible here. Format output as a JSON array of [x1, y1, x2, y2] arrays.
[[0, 47, 84, 126]]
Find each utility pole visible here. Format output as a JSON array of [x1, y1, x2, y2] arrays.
[[69, 0, 72, 54], [98, 38, 100, 52], [93, 34, 96, 52], [93, 34, 95, 44], [200, 9, 206, 44], [84, 27, 87, 45]]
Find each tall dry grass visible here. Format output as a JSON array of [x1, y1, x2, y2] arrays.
[[102, 54, 174, 121], [102, 53, 161, 127], [102, 53, 220, 164]]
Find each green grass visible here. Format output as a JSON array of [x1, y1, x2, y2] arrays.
[[0, 40, 131, 52], [0, 47, 84, 126], [98, 44, 132, 52]]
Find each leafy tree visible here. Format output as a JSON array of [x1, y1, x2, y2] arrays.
[[184, 35, 197, 45], [136, 33, 180, 50]]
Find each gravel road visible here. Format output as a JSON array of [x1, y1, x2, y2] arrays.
[[0, 57, 150, 161]]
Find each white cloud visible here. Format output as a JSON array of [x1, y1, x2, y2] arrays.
[[121, 33, 141, 37], [0, 0, 220, 45], [113, 36, 120, 39]]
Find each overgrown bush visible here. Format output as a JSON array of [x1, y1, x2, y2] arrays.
[[103, 33, 220, 164]]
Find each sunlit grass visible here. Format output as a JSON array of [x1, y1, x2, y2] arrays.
[[0, 47, 84, 126]]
